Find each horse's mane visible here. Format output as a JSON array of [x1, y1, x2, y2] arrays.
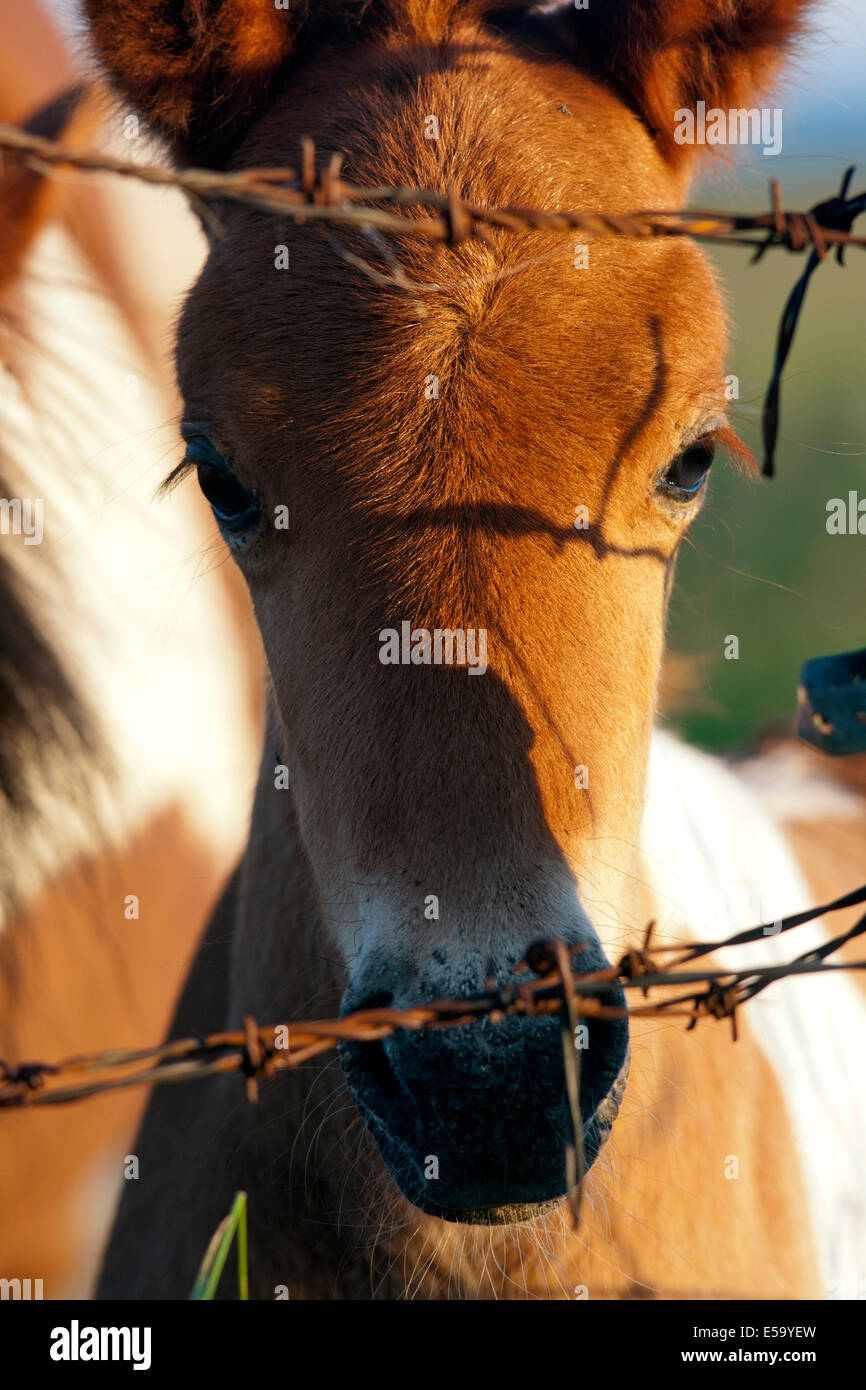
[[0, 508, 97, 819], [0, 485, 104, 916], [0, 89, 104, 911]]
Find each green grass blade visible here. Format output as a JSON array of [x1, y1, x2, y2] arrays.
[[190, 1191, 248, 1300], [236, 1190, 248, 1301]]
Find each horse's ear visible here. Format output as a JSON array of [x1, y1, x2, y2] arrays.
[[564, 0, 809, 165], [84, 0, 317, 166]]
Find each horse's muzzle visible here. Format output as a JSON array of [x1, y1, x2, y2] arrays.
[[338, 944, 629, 1223]]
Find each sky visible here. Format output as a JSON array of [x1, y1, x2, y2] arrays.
[[706, 0, 866, 197]]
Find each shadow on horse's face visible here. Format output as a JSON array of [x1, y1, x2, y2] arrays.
[[329, 664, 632, 1221], [86, 0, 801, 1223]]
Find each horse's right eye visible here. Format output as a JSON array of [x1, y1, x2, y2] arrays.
[[184, 435, 261, 530], [196, 462, 260, 526]]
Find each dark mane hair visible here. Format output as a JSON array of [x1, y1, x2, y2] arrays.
[[0, 87, 103, 909]]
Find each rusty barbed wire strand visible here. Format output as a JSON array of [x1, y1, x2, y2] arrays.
[[1, 883, 864, 1112], [2, 124, 863, 475], [1, 124, 864, 254]]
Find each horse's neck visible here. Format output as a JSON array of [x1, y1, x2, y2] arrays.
[[227, 717, 343, 1023]]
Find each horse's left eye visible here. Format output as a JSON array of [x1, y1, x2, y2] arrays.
[[659, 439, 716, 500]]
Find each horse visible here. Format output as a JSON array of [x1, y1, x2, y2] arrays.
[[81, 0, 866, 1299], [0, 0, 262, 1295]]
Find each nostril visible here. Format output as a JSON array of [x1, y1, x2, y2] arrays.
[[358, 991, 393, 1012], [339, 988, 404, 1112], [343, 989, 393, 1018], [339, 1036, 403, 1115]]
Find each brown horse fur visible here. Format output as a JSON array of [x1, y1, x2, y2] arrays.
[[81, 0, 852, 1299]]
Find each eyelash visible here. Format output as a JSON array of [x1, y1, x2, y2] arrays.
[[174, 431, 262, 532]]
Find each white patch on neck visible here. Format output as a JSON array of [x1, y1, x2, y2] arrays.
[[641, 729, 866, 1297]]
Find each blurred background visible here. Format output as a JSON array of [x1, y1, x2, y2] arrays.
[[663, 0, 866, 750]]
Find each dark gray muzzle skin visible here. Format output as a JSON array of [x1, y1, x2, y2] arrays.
[[339, 940, 630, 1224]]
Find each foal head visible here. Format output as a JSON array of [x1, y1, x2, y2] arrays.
[[88, 0, 805, 1224]]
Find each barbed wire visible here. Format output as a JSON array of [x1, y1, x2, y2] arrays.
[[2, 122, 863, 476], [0, 123, 863, 256], [2, 880, 862, 1229], [2, 881, 864, 1112]]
